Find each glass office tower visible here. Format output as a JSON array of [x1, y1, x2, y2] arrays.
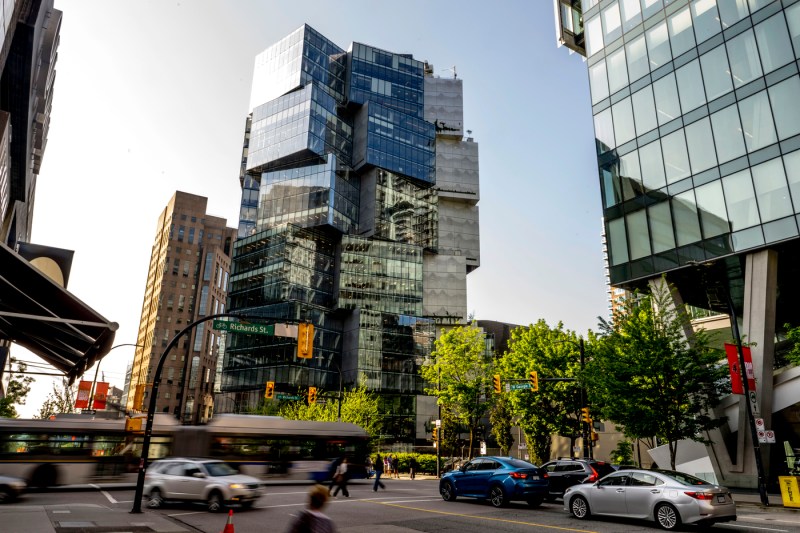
[[556, 0, 800, 489], [218, 25, 479, 445]]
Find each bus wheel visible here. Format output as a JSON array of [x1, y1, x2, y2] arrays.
[[30, 464, 57, 489]]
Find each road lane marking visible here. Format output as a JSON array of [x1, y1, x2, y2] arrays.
[[367, 501, 598, 533], [720, 524, 788, 532], [90, 483, 118, 504]]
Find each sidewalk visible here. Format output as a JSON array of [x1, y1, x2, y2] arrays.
[[0, 503, 194, 533]]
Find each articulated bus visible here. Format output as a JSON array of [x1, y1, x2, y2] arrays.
[[0, 414, 369, 487]]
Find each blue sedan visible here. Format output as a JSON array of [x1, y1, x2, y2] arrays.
[[439, 456, 549, 508]]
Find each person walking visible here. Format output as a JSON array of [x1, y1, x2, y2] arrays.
[[285, 484, 338, 533], [331, 457, 350, 498], [409, 456, 417, 480], [391, 455, 399, 479], [373, 453, 386, 491]]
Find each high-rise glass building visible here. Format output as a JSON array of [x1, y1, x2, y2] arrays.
[[556, 0, 800, 488], [217, 24, 480, 444]]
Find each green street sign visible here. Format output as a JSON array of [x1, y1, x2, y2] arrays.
[[213, 320, 274, 336], [276, 393, 302, 400], [510, 383, 532, 390]]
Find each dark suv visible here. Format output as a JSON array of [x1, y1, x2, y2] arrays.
[[540, 458, 615, 500]]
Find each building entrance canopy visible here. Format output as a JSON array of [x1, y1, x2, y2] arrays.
[[0, 242, 118, 384]]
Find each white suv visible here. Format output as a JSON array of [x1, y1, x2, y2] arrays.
[[144, 458, 263, 512]]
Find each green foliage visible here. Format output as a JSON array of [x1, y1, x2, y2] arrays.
[[489, 396, 514, 456], [611, 440, 635, 466], [585, 278, 727, 469], [784, 323, 800, 366], [371, 452, 442, 474], [35, 379, 76, 419], [498, 321, 585, 463], [276, 383, 381, 439], [0, 359, 33, 418], [419, 325, 492, 459]]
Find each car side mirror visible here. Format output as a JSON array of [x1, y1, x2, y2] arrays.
[[192, 472, 207, 478]]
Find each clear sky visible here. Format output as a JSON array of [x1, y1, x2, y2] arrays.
[[15, 0, 606, 416]]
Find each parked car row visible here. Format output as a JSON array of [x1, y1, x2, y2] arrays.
[[439, 456, 737, 531]]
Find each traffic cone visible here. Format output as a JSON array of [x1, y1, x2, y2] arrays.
[[221, 509, 234, 533]]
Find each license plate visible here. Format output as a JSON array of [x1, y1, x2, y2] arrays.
[[530, 475, 539, 480], [717, 495, 726, 503]]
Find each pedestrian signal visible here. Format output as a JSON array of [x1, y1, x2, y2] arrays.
[[265, 381, 275, 399], [432, 427, 438, 441], [492, 374, 502, 394], [308, 386, 317, 404], [581, 407, 591, 424], [297, 323, 314, 359], [529, 370, 539, 391]]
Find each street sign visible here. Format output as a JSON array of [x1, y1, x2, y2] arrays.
[[766, 430, 776, 444], [755, 418, 765, 430], [758, 430, 767, 443], [276, 393, 302, 400], [213, 320, 274, 336], [749, 391, 760, 416], [509, 383, 531, 390]]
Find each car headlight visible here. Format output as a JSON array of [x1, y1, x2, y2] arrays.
[[229, 483, 246, 489]]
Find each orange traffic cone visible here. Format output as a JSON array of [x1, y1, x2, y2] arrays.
[[222, 509, 234, 533]]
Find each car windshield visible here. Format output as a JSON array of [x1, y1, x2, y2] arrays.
[[204, 462, 238, 477], [654, 470, 711, 486], [502, 458, 537, 469]]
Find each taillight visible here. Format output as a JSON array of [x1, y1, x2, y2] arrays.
[[585, 465, 599, 483], [684, 491, 715, 500], [509, 472, 528, 479], [542, 472, 549, 479]]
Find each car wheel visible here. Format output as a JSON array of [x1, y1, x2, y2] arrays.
[[440, 481, 457, 502], [569, 495, 590, 519], [489, 485, 508, 508], [30, 464, 57, 489], [526, 496, 544, 508], [0, 487, 14, 504], [207, 491, 225, 512], [147, 488, 163, 509], [655, 503, 681, 530]]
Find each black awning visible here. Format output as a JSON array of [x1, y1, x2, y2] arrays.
[[0, 242, 118, 383]]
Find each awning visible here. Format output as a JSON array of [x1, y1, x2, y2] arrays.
[[0, 242, 118, 383]]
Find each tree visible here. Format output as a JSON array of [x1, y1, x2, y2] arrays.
[[585, 279, 727, 469], [35, 379, 77, 419], [498, 321, 584, 463], [783, 323, 800, 366], [0, 358, 34, 418], [278, 383, 382, 439], [419, 325, 491, 459], [489, 396, 514, 456]]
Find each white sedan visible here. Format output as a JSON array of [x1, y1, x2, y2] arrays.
[[564, 469, 736, 530]]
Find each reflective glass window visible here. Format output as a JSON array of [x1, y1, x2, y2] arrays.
[[608, 217, 629, 265], [627, 209, 652, 260], [612, 97, 636, 145], [601, 167, 623, 208], [786, 3, 800, 59], [676, 59, 706, 112], [739, 91, 777, 153], [726, 30, 763, 88], [752, 158, 793, 222], [586, 15, 605, 56], [685, 118, 717, 173], [641, 0, 664, 20], [662, 129, 691, 183], [768, 75, 800, 141], [668, 7, 696, 57], [595, 108, 616, 153], [626, 34, 650, 82], [748, 0, 775, 12], [672, 190, 702, 245], [607, 48, 629, 94], [621, 0, 643, 32], [699, 45, 733, 101], [646, 21, 672, 69], [589, 60, 610, 104], [695, 180, 730, 237], [784, 150, 800, 211], [653, 72, 681, 125], [755, 14, 794, 74], [691, 0, 722, 43], [620, 150, 643, 188], [640, 140, 667, 190], [723, 169, 760, 230], [632, 86, 658, 135], [710, 104, 747, 163], [718, 0, 750, 29], [649, 201, 676, 253], [603, 2, 623, 45]]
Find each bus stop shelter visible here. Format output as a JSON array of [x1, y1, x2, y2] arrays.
[[0, 241, 118, 389]]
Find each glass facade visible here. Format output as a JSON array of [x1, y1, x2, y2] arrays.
[[581, 0, 800, 285]]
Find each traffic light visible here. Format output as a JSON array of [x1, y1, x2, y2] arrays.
[[265, 381, 275, 399], [529, 370, 539, 391], [492, 374, 502, 394], [297, 323, 314, 359], [308, 387, 317, 404], [432, 427, 438, 441], [581, 407, 591, 424]]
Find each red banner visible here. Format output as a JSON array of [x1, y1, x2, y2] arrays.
[[75, 380, 92, 409], [724, 343, 756, 395], [92, 382, 109, 410]]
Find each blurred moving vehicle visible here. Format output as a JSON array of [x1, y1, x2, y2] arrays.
[[439, 456, 549, 508], [564, 469, 736, 530], [144, 457, 263, 512], [541, 458, 615, 500], [0, 475, 26, 503]]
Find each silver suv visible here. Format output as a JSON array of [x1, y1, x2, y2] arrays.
[[144, 458, 263, 512]]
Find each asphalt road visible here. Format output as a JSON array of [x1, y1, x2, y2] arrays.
[[8, 480, 800, 533]]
